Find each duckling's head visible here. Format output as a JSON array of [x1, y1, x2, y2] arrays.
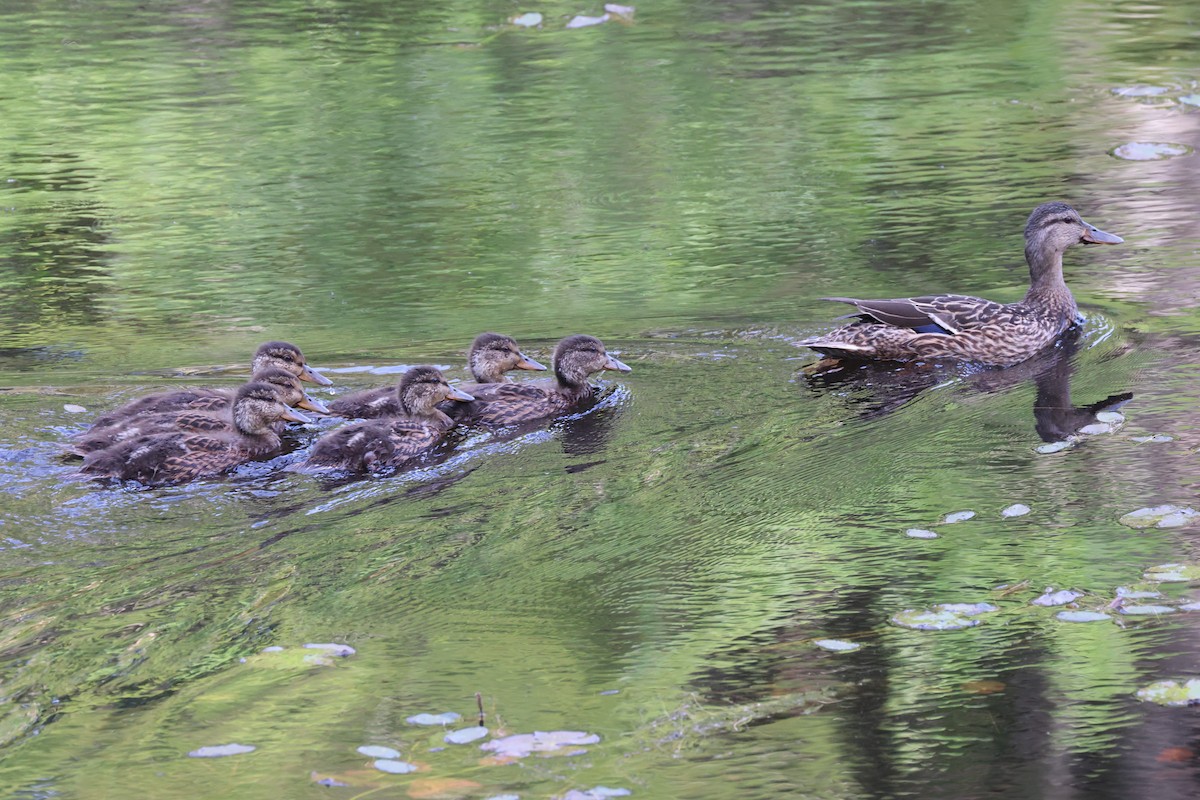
[[251, 368, 330, 415], [397, 366, 475, 417], [468, 332, 547, 383], [233, 380, 313, 435], [252, 341, 333, 386], [1025, 202, 1123, 258], [552, 335, 632, 388]]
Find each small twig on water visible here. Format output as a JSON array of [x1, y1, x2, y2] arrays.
[[476, 692, 485, 727]]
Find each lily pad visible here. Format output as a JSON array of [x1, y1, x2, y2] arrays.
[[444, 726, 488, 744], [934, 602, 998, 615], [1001, 504, 1031, 518], [1032, 589, 1083, 607], [1057, 610, 1111, 623], [1119, 506, 1200, 529], [1110, 142, 1193, 161], [512, 12, 543, 27], [891, 609, 980, 631], [372, 759, 417, 774], [813, 639, 861, 652], [1119, 604, 1176, 616], [1144, 563, 1200, 582], [407, 712, 461, 726], [1131, 434, 1173, 443], [905, 528, 938, 539], [1036, 441, 1072, 454], [188, 743, 256, 758], [1136, 678, 1200, 706], [480, 730, 600, 758], [942, 511, 975, 524], [1116, 586, 1163, 599], [357, 745, 400, 759]]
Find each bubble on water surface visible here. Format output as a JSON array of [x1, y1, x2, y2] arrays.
[[1137, 679, 1200, 706], [444, 726, 488, 744], [1144, 563, 1200, 582], [1120, 506, 1199, 529], [814, 639, 861, 652], [63, 404, 87, 413], [604, 3, 635, 17], [942, 511, 975, 524], [303, 642, 356, 657], [891, 609, 980, 630], [1032, 589, 1082, 607], [512, 12, 542, 27], [1119, 604, 1176, 616], [1111, 85, 1173, 97], [188, 743, 256, 758], [906, 528, 938, 539], [1001, 504, 1031, 518], [372, 759, 417, 774], [1036, 441, 1072, 454], [1094, 411, 1125, 424], [1110, 142, 1193, 161], [481, 730, 600, 758], [1178, 94, 1200, 106], [567, 14, 610, 28], [560, 788, 631, 800], [1116, 587, 1163, 599], [1131, 434, 1173, 443], [1057, 610, 1111, 623]]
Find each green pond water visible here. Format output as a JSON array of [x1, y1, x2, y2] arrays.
[[3, 0, 1200, 797]]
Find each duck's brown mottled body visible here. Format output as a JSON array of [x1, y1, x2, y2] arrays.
[[80, 380, 311, 486], [801, 203, 1123, 367], [303, 366, 473, 472], [70, 369, 328, 456], [457, 334, 631, 425], [331, 333, 544, 420], [83, 341, 330, 431]]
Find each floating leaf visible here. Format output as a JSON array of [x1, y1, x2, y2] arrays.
[[480, 730, 600, 758], [961, 679, 1005, 694], [1032, 589, 1083, 607], [905, 528, 938, 539], [1036, 441, 1072, 454], [511, 12, 543, 27], [358, 745, 400, 759], [303, 643, 356, 657], [566, 13, 609, 28], [934, 602, 998, 616], [407, 712, 461, 726], [1120, 604, 1176, 616], [1094, 411, 1125, 424], [813, 639, 861, 652], [1144, 563, 1200, 582], [942, 510, 975, 524], [1001, 504, 1031, 518], [1119, 506, 1200, 529], [1056, 610, 1111, 623], [1157, 747, 1194, 763], [1131, 434, 1173, 443], [188, 743, 256, 758], [63, 404, 87, 413], [373, 759, 418, 774], [890, 609, 980, 631], [1078, 422, 1115, 436], [1116, 586, 1163, 599], [1136, 678, 1200, 706], [1110, 142, 1193, 161], [444, 726, 488, 745]]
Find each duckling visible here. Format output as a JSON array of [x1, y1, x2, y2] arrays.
[[84, 341, 332, 431], [328, 333, 543, 419], [301, 366, 474, 472], [800, 202, 1123, 367], [454, 334, 631, 425], [68, 368, 328, 456], [80, 380, 312, 486]]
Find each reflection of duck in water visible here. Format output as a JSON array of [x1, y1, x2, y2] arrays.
[[804, 328, 1132, 440], [801, 203, 1123, 367]]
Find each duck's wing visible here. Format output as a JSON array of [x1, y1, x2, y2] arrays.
[[824, 294, 1004, 335], [328, 387, 402, 419], [459, 382, 560, 425]]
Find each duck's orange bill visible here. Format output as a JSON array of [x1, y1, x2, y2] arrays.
[[516, 352, 547, 371], [301, 364, 334, 386]]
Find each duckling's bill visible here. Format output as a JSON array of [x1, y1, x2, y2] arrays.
[[447, 387, 476, 402], [604, 355, 632, 372], [301, 364, 334, 386], [281, 407, 314, 424], [1081, 222, 1123, 244], [296, 394, 331, 414], [517, 353, 547, 371]]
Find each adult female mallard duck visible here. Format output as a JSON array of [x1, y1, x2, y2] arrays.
[[80, 379, 312, 486], [83, 341, 332, 432], [68, 368, 328, 456], [453, 334, 631, 426], [301, 366, 474, 472], [800, 202, 1123, 367], [328, 333, 544, 419]]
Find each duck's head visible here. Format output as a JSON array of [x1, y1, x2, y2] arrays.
[[252, 341, 333, 386], [250, 368, 331, 415], [553, 335, 632, 388], [468, 332, 547, 382], [397, 366, 475, 417], [233, 380, 313, 435], [1025, 202, 1123, 256]]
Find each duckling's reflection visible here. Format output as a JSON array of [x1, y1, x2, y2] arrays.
[[803, 329, 1131, 441]]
